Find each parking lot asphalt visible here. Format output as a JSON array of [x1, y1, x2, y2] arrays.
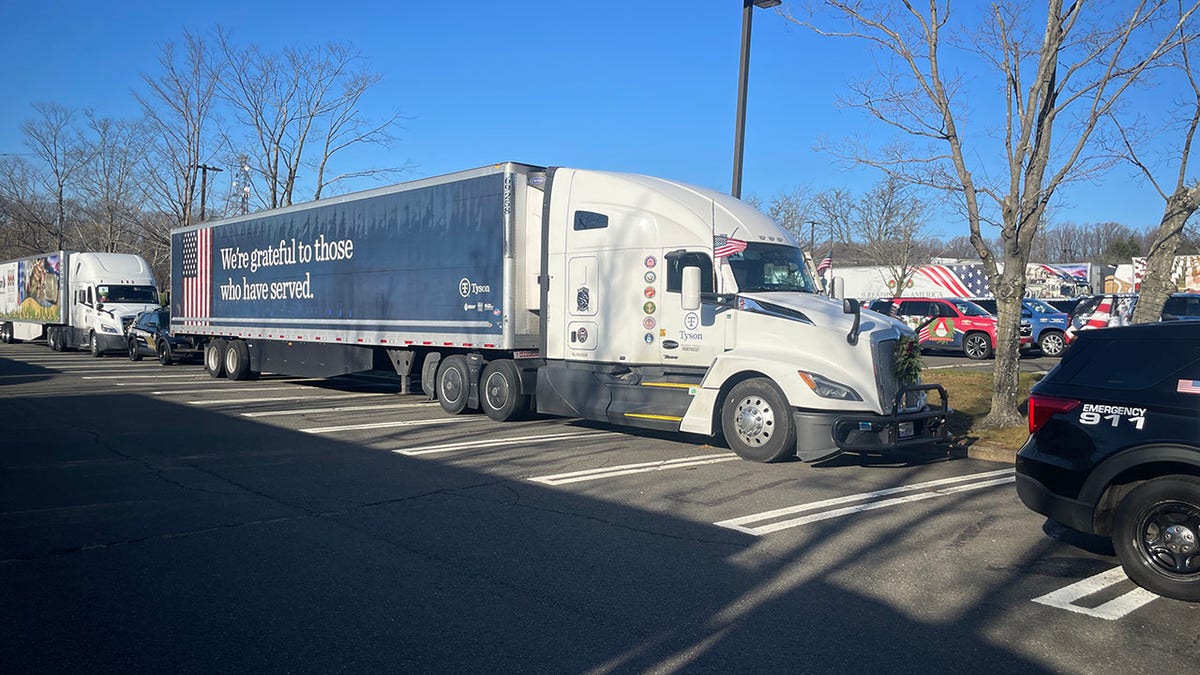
[[2, 343, 1193, 673]]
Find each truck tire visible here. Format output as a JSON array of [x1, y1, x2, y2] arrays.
[[1038, 330, 1066, 357], [48, 326, 64, 351], [205, 339, 227, 378], [129, 338, 143, 362], [962, 332, 993, 360], [1112, 476, 1200, 602], [224, 340, 252, 380], [89, 331, 103, 358], [721, 378, 797, 463], [0, 322, 11, 343], [437, 355, 471, 415], [158, 341, 174, 366], [480, 359, 530, 422]]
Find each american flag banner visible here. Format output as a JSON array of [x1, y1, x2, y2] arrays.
[[916, 264, 990, 297], [181, 227, 212, 322], [1178, 379, 1200, 395], [714, 234, 748, 258], [816, 253, 832, 275]]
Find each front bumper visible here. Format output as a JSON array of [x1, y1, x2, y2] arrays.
[[792, 384, 952, 462], [96, 333, 127, 353]]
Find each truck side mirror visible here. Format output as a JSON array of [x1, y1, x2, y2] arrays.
[[681, 266, 701, 311]]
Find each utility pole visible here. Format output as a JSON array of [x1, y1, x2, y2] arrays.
[[194, 163, 224, 221]]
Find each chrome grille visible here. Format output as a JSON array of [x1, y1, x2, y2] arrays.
[[873, 338, 900, 411]]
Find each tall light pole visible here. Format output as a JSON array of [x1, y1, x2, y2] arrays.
[[731, 0, 781, 199]]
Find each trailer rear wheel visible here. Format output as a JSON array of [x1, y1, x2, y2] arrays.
[[437, 355, 471, 415], [224, 340, 253, 380], [48, 326, 65, 351], [205, 339, 227, 378], [721, 378, 797, 463], [481, 360, 530, 422]]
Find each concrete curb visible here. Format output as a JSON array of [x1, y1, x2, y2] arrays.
[[950, 442, 1018, 464]]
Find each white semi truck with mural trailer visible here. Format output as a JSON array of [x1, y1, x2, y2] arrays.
[[0, 251, 160, 355], [171, 162, 948, 463]]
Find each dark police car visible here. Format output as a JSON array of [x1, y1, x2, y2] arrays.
[[1016, 321, 1200, 601], [127, 309, 202, 365]]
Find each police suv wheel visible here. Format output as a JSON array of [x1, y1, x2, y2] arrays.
[[129, 339, 142, 362], [1113, 476, 1200, 602], [721, 378, 797, 463]]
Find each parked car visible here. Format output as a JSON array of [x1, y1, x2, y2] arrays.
[[968, 297, 1070, 357], [1047, 297, 1085, 316], [1067, 292, 1200, 342], [866, 297, 1032, 359], [126, 309, 202, 365], [1015, 320, 1200, 601]]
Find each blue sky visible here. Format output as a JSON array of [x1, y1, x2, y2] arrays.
[[0, 1, 1179, 240]]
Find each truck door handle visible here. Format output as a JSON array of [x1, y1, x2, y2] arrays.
[[570, 330, 577, 343]]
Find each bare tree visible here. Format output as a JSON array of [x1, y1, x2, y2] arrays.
[[135, 30, 224, 243], [786, 1, 1196, 427], [73, 113, 152, 253], [1116, 10, 1200, 322], [21, 103, 93, 250], [766, 186, 816, 244], [216, 31, 406, 208], [0, 155, 57, 255], [852, 176, 930, 295]]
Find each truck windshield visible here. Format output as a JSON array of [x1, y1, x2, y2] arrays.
[[98, 285, 157, 303], [727, 243, 819, 293]]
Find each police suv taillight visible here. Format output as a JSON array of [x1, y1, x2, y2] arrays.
[[1027, 394, 1080, 434]]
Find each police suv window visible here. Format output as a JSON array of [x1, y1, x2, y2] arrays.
[[1067, 338, 1200, 390], [665, 252, 715, 293], [573, 211, 608, 231]]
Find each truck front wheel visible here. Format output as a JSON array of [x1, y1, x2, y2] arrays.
[[480, 360, 530, 422], [89, 331, 103, 358], [1112, 476, 1200, 602], [437, 355, 471, 415], [205, 339, 227, 378], [721, 378, 797, 463]]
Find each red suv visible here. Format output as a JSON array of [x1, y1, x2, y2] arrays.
[[868, 297, 1032, 360]]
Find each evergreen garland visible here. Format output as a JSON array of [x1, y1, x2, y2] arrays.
[[895, 334, 923, 385]]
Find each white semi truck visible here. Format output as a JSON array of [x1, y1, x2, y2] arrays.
[[0, 251, 160, 355], [171, 162, 948, 462]]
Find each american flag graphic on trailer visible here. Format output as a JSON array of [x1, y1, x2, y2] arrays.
[[181, 227, 211, 323], [916, 264, 990, 297]]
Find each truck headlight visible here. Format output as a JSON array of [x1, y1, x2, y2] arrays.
[[798, 371, 862, 401], [101, 325, 119, 334]]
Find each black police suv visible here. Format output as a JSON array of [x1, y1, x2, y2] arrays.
[[127, 309, 202, 365], [1016, 320, 1200, 601]]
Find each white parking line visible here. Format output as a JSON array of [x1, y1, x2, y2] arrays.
[[716, 469, 1015, 535], [1032, 566, 1158, 619], [395, 430, 611, 456], [188, 392, 393, 405], [301, 418, 461, 433], [242, 402, 440, 418], [83, 374, 208, 380], [530, 453, 740, 485], [155, 386, 304, 395]]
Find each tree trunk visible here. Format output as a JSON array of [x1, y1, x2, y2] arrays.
[[1131, 185, 1200, 323], [981, 265, 1026, 428]]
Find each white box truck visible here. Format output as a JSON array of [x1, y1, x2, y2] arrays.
[[0, 251, 160, 355], [171, 162, 948, 462]]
